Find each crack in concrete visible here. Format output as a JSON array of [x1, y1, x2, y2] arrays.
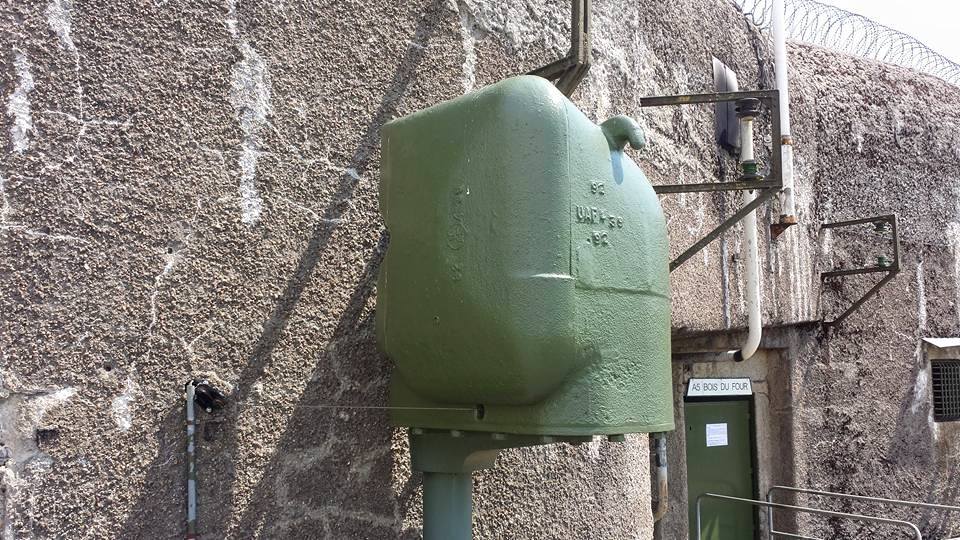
[[0, 224, 87, 243], [0, 172, 89, 243], [274, 197, 344, 225], [179, 323, 214, 369], [143, 197, 201, 365]]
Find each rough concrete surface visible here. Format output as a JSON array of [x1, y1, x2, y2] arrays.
[[2, 0, 959, 538], [785, 43, 960, 539], [0, 0, 772, 538]]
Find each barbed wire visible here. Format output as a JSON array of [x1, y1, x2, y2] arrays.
[[734, 0, 960, 85]]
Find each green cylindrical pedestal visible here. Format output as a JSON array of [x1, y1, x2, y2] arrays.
[[423, 472, 472, 540]]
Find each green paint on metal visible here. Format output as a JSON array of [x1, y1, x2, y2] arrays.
[[409, 429, 592, 474], [378, 75, 673, 436], [410, 429, 593, 538], [599, 115, 646, 151], [685, 400, 756, 540], [423, 472, 473, 540]]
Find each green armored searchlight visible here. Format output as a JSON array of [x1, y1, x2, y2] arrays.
[[377, 75, 673, 539]]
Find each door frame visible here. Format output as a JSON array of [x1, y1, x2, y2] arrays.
[[683, 394, 761, 540]]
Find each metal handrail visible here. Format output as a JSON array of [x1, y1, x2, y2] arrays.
[[767, 485, 960, 539], [771, 532, 819, 540], [695, 493, 922, 540]]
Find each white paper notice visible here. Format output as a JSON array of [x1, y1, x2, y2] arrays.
[[706, 423, 728, 447]]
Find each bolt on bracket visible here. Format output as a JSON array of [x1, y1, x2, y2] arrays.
[[637, 89, 784, 272], [820, 214, 901, 327]]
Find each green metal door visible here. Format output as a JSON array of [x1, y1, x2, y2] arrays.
[[685, 399, 756, 540]]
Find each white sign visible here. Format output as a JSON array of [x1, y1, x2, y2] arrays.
[[686, 378, 753, 397], [706, 423, 729, 447]]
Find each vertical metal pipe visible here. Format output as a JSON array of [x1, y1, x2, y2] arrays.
[[767, 489, 775, 540], [651, 433, 669, 523], [735, 105, 762, 362], [696, 497, 703, 540], [740, 185, 761, 362], [185, 382, 197, 540], [772, 0, 797, 223], [423, 472, 473, 540]]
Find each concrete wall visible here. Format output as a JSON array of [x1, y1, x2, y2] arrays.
[[3, 0, 959, 538], [785, 43, 960, 539], [0, 0, 769, 538], [662, 43, 960, 540]]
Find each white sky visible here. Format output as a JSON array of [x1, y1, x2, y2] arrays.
[[818, 0, 960, 62]]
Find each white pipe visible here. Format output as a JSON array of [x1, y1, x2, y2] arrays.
[[736, 117, 762, 362], [772, 0, 797, 222], [738, 188, 761, 361]]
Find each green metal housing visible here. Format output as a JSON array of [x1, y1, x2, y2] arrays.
[[377, 75, 673, 436]]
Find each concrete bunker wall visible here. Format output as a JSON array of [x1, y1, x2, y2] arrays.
[[0, 1, 768, 538], [2, 0, 960, 538]]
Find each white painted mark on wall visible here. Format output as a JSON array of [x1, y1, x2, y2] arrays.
[[455, 1, 482, 92], [916, 260, 927, 332], [0, 175, 9, 224], [912, 260, 929, 415], [911, 368, 929, 415], [111, 377, 139, 431], [788, 172, 814, 321], [585, 439, 602, 461], [30, 387, 77, 425], [46, 0, 76, 52], [225, 0, 239, 38], [7, 51, 36, 154], [46, 0, 88, 152], [948, 222, 960, 328], [230, 42, 271, 226]]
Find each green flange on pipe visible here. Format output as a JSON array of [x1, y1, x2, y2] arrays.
[[423, 472, 472, 540]]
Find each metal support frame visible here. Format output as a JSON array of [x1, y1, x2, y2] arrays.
[[695, 493, 923, 540], [637, 90, 783, 271], [527, 0, 591, 97], [821, 214, 901, 327], [767, 485, 960, 540]]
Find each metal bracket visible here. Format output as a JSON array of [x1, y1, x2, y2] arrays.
[[638, 89, 783, 271], [527, 0, 591, 97], [820, 214, 901, 328]]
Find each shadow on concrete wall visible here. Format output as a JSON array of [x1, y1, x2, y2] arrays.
[[118, 2, 446, 537]]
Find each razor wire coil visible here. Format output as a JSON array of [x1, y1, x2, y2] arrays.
[[734, 0, 960, 85]]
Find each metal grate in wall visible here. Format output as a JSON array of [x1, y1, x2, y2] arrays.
[[932, 360, 960, 422]]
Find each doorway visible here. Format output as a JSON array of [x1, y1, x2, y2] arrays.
[[685, 398, 758, 540]]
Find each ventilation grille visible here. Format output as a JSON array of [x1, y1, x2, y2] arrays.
[[933, 360, 960, 422]]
